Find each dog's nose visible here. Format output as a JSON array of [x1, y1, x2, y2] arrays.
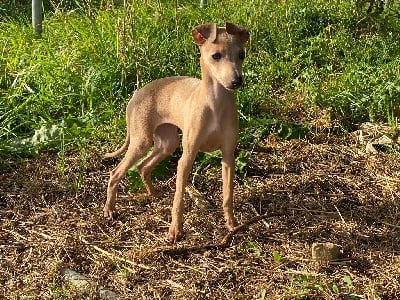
[[231, 76, 243, 89]]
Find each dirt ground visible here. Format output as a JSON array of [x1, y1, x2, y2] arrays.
[[1, 125, 400, 299]]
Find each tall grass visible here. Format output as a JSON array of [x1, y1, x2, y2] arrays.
[[1, 0, 399, 157]]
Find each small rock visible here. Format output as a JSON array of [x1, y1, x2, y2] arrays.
[[375, 134, 393, 145], [311, 242, 340, 262], [366, 134, 394, 153], [365, 141, 378, 154], [61, 268, 120, 300]]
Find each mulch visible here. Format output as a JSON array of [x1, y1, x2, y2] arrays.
[[1, 125, 399, 299]]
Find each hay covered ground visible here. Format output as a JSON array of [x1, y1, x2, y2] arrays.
[[1, 126, 400, 299]]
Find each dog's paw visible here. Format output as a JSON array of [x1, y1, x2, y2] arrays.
[[103, 207, 118, 220], [168, 223, 184, 243], [147, 189, 162, 198], [225, 218, 239, 231]]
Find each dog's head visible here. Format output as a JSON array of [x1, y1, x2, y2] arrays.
[[192, 22, 249, 90]]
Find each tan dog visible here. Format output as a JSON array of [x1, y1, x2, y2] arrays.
[[104, 22, 249, 243]]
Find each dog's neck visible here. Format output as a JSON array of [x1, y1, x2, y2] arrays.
[[199, 58, 232, 104]]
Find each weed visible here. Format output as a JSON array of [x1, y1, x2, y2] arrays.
[[272, 251, 283, 263], [332, 283, 340, 294], [288, 273, 324, 298], [330, 275, 376, 299], [259, 289, 267, 300], [126, 154, 174, 192], [343, 275, 354, 293], [235, 150, 250, 176], [239, 118, 309, 148], [237, 240, 262, 256]]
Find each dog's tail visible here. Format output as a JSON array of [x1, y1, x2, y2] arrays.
[[104, 135, 129, 158]]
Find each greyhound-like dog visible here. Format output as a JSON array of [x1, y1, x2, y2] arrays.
[[104, 22, 249, 243]]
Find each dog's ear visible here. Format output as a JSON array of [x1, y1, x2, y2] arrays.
[[192, 23, 217, 45], [226, 22, 249, 44]]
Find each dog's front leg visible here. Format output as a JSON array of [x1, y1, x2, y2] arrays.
[[168, 149, 197, 243], [221, 150, 238, 231]]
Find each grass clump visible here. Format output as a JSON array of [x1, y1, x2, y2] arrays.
[[1, 0, 399, 158]]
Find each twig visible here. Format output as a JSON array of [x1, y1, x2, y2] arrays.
[[169, 259, 206, 275], [3, 229, 26, 240], [166, 279, 185, 290], [80, 236, 154, 270], [290, 207, 337, 215], [303, 192, 345, 198], [377, 174, 400, 183], [30, 229, 56, 241], [247, 203, 270, 230], [334, 205, 346, 223], [152, 211, 285, 256], [381, 221, 400, 230]]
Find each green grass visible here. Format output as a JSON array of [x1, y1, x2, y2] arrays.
[[1, 0, 399, 159]]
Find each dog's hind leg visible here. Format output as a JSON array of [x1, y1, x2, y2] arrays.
[[137, 124, 179, 196], [104, 134, 153, 219]]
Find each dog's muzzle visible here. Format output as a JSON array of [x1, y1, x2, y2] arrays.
[[231, 75, 243, 89]]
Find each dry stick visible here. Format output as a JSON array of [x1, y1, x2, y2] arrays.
[[290, 207, 337, 215], [154, 211, 285, 256], [3, 228, 29, 241], [80, 236, 154, 270], [30, 229, 55, 241], [334, 205, 346, 223], [381, 221, 400, 230], [247, 202, 271, 230]]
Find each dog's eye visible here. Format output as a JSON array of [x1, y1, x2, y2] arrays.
[[212, 52, 222, 60], [239, 51, 245, 60]]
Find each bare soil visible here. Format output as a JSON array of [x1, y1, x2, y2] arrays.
[[1, 128, 400, 299]]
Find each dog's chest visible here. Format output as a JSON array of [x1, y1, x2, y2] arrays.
[[199, 115, 230, 152], [200, 127, 223, 152], [196, 99, 238, 152]]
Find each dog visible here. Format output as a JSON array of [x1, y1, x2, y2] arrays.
[[104, 22, 249, 243]]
